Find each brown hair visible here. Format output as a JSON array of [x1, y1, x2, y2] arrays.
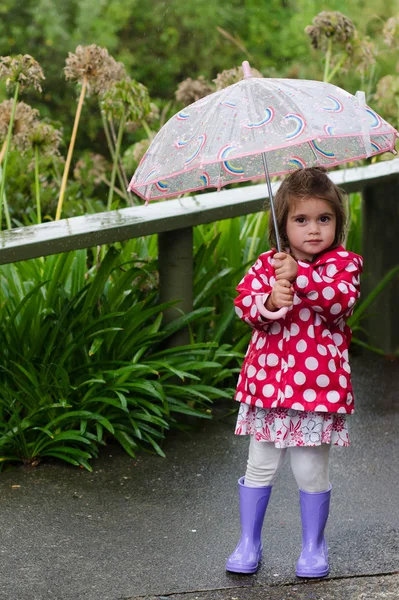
[[267, 167, 347, 250]]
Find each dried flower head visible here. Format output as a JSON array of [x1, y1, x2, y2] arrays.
[[374, 75, 399, 123], [0, 54, 45, 92], [383, 15, 399, 49], [29, 121, 62, 156], [213, 65, 263, 91], [100, 78, 151, 123], [122, 136, 154, 172], [64, 45, 127, 95], [175, 76, 214, 105], [0, 100, 39, 152], [305, 11, 356, 50], [344, 35, 376, 75], [73, 153, 109, 186]]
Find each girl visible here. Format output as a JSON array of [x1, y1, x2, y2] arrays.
[[226, 167, 363, 578]]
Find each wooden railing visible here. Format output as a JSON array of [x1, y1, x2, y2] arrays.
[[0, 160, 398, 353]]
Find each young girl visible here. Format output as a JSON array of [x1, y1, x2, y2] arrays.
[[226, 167, 363, 578]]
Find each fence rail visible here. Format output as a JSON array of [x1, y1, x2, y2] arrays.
[[0, 160, 398, 352]]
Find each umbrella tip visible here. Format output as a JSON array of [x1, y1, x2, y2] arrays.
[[242, 61, 252, 78]]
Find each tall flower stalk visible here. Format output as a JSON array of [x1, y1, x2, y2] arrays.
[[0, 54, 44, 230], [29, 121, 61, 223]]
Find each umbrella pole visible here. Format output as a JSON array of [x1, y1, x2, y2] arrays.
[[261, 152, 281, 252]]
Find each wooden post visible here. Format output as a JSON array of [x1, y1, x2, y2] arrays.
[[158, 227, 193, 346], [362, 177, 399, 355]]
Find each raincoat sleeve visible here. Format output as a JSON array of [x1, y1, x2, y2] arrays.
[[234, 253, 275, 329], [293, 258, 363, 324]]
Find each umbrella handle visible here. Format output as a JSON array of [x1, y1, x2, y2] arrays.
[[255, 296, 289, 320]]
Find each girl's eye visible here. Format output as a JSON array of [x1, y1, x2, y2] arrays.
[[295, 217, 306, 224], [320, 216, 330, 223]]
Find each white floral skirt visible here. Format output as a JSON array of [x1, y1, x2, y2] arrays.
[[235, 404, 350, 448]]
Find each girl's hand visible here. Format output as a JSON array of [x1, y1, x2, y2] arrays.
[[273, 252, 298, 282], [266, 278, 294, 310]]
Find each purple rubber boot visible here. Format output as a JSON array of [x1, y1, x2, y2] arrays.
[[226, 477, 272, 574], [296, 485, 332, 578]]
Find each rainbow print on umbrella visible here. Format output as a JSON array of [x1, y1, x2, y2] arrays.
[[322, 95, 344, 113], [176, 111, 190, 120], [285, 114, 306, 140], [220, 101, 237, 108], [155, 180, 169, 192], [371, 141, 382, 153], [200, 172, 210, 186], [366, 108, 382, 129], [245, 107, 274, 129], [311, 139, 335, 159], [324, 125, 336, 136], [185, 134, 206, 165], [143, 168, 157, 183], [175, 133, 195, 149], [219, 145, 245, 175], [288, 156, 307, 169]]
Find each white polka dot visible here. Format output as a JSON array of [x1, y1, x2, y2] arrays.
[[322, 286, 335, 300], [294, 339, 305, 353], [278, 340, 283, 351], [307, 290, 319, 300], [304, 389, 316, 402], [322, 329, 331, 338], [242, 295, 252, 307], [293, 294, 302, 305], [252, 331, 259, 342], [276, 371, 282, 382], [294, 371, 306, 385], [343, 361, 351, 374], [247, 365, 256, 378], [305, 357, 318, 370], [244, 318, 252, 325], [288, 354, 295, 367], [315, 404, 328, 412], [271, 400, 278, 408], [328, 344, 337, 357], [348, 297, 355, 307], [317, 374, 330, 387], [328, 359, 337, 372], [297, 275, 309, 289], [331, 303, 342, 315], [236, 391, 243, 401], [249, 383, 256, 394], [338, 251, 349, 257], [312, 306, 323, 313], [338, 282, 349, 294], [337, 407, 347, 413], [246, 395, 252, 404], [260, 274, 269, 285], [270, 322, 281, 335], [255, 399, 263, 407], [255, 259, 262, 269], [327, 390, 340, 403], [332, 333, 343, 346], [346, 392, 353, 405], [256, 337, 266, 350], [285, 385, 294, 398], [339, 375, 348, 388], [299, 308, 311, 321], [235, 306, 243, 318], [258, 354, 266, 367], [307, 325, 315, 338], [317, 344, 327, 356], [345, 262, 357, 272], [298, 261, 309, 268], [322, 276, 334, 283], [326, 264, 338, 277], [267, 353, 279, 367], [269, 276, 276, 286], [238, 375, 242, 385], [251, 278, 262, 290], [250, 304, 257, 318], [314, 314, 322, 327], [292, 402, 305, 410], [256, 368, 267, 380], [290, 323, 300, 336], [263, 384, 275, 397], [326, 258, 336, 263], [312, 271, 322, 283], [342, 349, 349, 361]]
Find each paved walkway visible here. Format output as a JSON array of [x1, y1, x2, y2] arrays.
[[0, 354, 398, 600]]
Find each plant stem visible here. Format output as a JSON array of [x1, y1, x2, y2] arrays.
[[34, 145, 41, 224], [0, 83, 19, 230], [0, 140, 7, 164], [323, 38, 333, 82], [107, 112, 126, 211], [56, 76, 88, 221], [101, 110, 129, 202], [326, 53, 348, 83]]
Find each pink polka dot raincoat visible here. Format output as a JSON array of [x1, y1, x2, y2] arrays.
[[234, 245, 363, 415]]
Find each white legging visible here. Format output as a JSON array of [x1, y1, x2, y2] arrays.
[[245, 436, 330, 492]]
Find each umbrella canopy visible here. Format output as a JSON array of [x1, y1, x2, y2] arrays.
[[128, 62, 398, 202]]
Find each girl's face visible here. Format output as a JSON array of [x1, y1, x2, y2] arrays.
[[286, 196, 336, 261]]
